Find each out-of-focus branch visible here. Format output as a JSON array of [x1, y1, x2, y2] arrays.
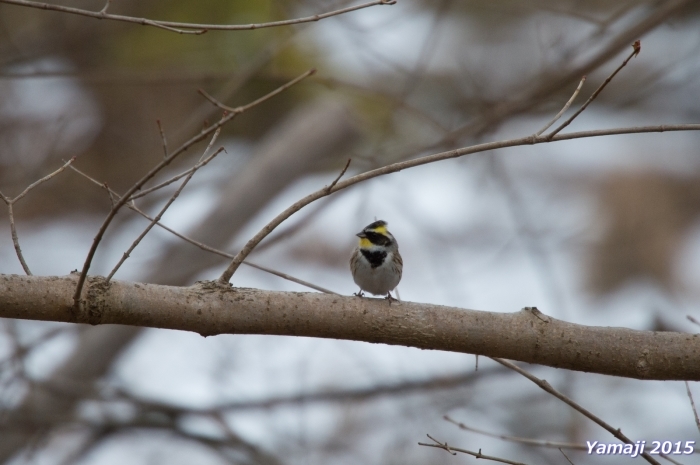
[[685, 381, 700, 435], [491, 358, 662, 465], [2, 276, 700, 381], [437, 0, 692, 143], [0, 0, 396, 34], [0, 324, 140, 461], [113, 365, 508, 415], [444, 415, 587, 451]]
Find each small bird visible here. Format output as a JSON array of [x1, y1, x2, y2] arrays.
[[350, 220, 403, 301]]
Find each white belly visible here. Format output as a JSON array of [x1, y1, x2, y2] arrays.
[[353, 252, 401, 296]]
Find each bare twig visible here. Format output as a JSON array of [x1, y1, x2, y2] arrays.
[[105, 129, 224, 282], [72, 69, 315, 308], [156, 119, 168, 159], [325, 159, 351, 193], [12, 157, 76, 203], [420, 434, 528, 465], [685, 381, 700, 435], [0, 157, 76, 275], [198, 68, 315, 114], [535, 76, 586, 136], [444, 415, 586, 450], [0, 0, 396, 34], [198, 89, 234, 112], [547, 40, 641, 138], [559, 448, 576, 465], [243, 261, 338, 294], [217, 122, 700, 284], [129, 148, 222, 201], [68, 165, 337, 295], [99, 0, 110, 15], [491, 357, 661, 465], [6, 202, 31, 275]]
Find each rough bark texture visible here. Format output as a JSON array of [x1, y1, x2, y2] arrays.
[[1, 273, 698, 381]]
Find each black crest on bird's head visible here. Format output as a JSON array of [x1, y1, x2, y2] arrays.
[[357, 220, 392, 246], [364, 220, 387, 231]]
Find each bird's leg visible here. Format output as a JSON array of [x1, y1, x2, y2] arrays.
[[385, 292, 399, 304], [353, 289, 365, 297]]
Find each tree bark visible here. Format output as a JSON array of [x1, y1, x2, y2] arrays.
[[2, 273, 698, 381]]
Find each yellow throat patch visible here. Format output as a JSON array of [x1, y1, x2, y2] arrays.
[[359, 237, 373, 248]]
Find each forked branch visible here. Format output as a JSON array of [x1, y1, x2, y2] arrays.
[[0, 157, 76, 275], [72, 69, 315, 308]]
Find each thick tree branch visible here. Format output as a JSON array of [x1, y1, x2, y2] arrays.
[[1, 274, 698, 381]]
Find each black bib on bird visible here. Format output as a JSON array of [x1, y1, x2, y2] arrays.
[[361, 249, 387, 268]]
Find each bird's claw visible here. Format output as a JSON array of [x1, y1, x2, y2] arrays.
[[385, 292, 399, 304]]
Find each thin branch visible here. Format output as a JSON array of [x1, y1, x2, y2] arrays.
[[129, 147, 221, 201], [12, 156, 76, 203], [68, 165, 337, 295], [218, 122, 700, 284], [241, 261, 338, 295], [105, 129, 224, 282], [198, 68, 315, 114], [434, 1, 688, 148], [72, 69, 315, 308], [325, 159, 351, 193], [6, 202, 31, 275], [156, 119, 168, 159], [198, 89, 234, 112], [99, 0, 110, 15], [420, 434, 528, 465], [0, 0, 395, 34], [0, 157, 76, 275], [685, 381, 700, 435], [444, 415, 586, 450], [547, 40, 641, 138], [535, 76, 586, 136], [104, 183, 117, 209], [559, 448, 576, 465], [491, 357, 661, 465], [687, 315, 700, 328]]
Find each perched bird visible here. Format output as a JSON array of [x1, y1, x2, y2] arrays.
[[350, 220, 403, 301]]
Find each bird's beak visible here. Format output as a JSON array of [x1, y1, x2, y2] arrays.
[[356, 232, 366, 238]]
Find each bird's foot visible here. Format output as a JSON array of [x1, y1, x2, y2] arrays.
[[385, 292, 399, 304], [353, 290, 365, 297]]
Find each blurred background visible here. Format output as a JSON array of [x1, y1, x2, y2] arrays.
[[1, 0, 700, 463]]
